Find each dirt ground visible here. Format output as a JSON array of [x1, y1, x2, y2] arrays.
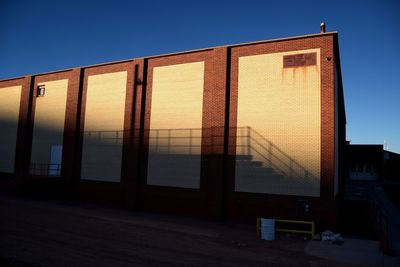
[[0, 195, 357, 266]]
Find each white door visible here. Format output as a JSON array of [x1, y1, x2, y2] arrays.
[[49, 145, 62, 176]]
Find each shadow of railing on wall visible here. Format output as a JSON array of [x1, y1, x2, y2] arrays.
[[83, 130, 126, 144], [36, 127, 317, 183], [142, 126, 316, 182], [137, 127, 315, 183], [235, 126, 317, 182], [29, 163, 61, 177]]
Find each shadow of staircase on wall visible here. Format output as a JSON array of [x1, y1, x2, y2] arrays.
[[234, 127, 319, 195], [33, 126, 320, 195]]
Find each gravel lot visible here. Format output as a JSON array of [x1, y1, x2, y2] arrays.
[[0, 195, 350, 266]]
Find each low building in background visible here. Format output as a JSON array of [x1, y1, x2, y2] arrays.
[[346, 143, 400, 183], [384, 150, 400, 183], [346, 144, 384, 181]]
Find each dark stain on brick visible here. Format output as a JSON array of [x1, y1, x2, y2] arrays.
[[283, 53, 317, 68]]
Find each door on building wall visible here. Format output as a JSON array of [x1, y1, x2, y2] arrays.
[[49, 145, 62, 176]]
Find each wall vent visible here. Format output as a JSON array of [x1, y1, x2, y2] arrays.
[[37, 85, 45, 97]]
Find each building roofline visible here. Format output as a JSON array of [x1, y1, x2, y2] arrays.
[[0, 31, 337, 82], [347, 144, 384, 147]]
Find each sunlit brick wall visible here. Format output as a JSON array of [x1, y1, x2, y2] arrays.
[[235, 49, 321, 196], [0, 85, 22, 173], [30, 79, 68, 175], [81, 71, 127, 182], [147, 62, 204, 188]]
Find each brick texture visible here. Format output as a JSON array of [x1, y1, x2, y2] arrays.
[[0, 33, 341, 227]]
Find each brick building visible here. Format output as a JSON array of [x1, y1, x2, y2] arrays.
[[0, 29, 346, 226]]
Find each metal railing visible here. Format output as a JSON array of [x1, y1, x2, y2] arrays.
[[369, 196, 394, 255], [257, 218, 315, 239]]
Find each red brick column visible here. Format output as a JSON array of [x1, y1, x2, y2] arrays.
[[203, 47, 229, 220], [123, 59, 146, 209], [63, 68, 83, 197]]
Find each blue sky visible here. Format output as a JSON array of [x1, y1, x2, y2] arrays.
[[1, 0, 399, 153]]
